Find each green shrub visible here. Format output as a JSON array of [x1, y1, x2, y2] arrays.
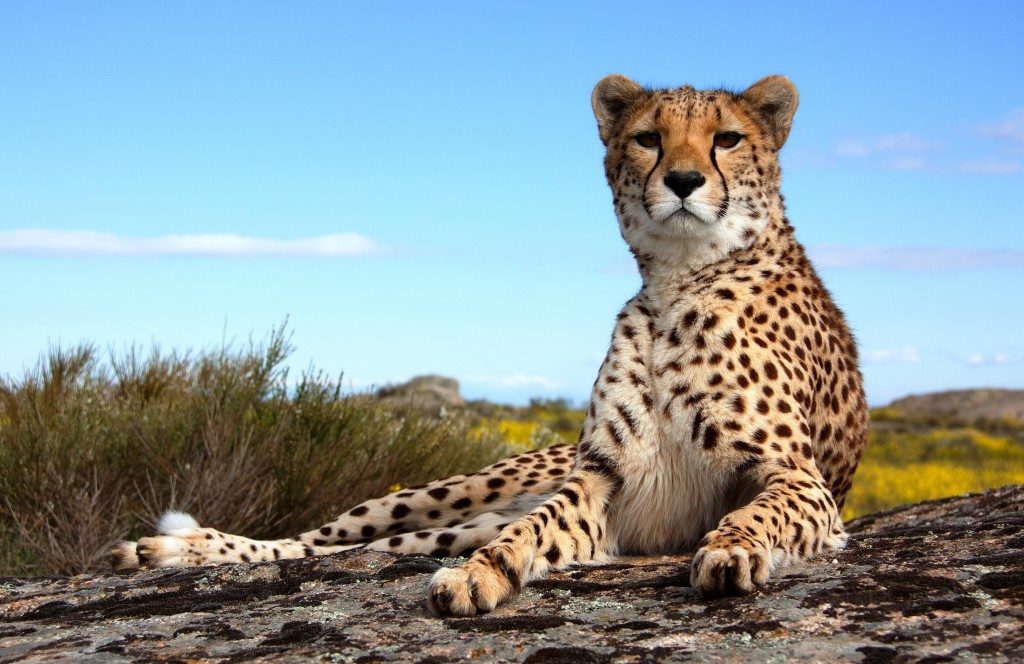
[[0, 327, 509, 576]]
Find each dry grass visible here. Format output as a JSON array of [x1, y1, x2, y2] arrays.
[[0, 327, 509, 576]]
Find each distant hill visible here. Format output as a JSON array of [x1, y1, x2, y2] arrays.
[[887, 388, 1024, 424], [375, 377, 1024, 427]]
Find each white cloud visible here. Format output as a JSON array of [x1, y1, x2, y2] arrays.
[[465, 374, 562, 390], [832, 132, 942, 161], [977, 108, 1024, 143], [958, 158, 1021, 175], [952, 109, 1024, 173], [833, 140, 871, 158], [0, 229, 380, 257], [809, 244, 1024, 270], [867, 347, 922, 365], [874, 132, 943, 153], [829, 120, 1024, 175], [966, 352, 1017, 366], [884, 157, 928, 171]]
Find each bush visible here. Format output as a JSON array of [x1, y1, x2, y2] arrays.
[[0, 327, 510, 576]]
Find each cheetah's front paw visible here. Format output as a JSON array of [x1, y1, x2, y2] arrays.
[[428, 559, 515, 617], [690, 535, 772, 598]]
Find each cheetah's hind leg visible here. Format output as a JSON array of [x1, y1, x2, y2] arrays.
[[110, 445, 578, 572], [110, 512, 359, 571]]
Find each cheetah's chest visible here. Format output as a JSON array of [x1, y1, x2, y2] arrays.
[[607, 296, 740, 554]]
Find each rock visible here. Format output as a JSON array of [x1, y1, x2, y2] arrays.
[[376, 375, 466, 413], [1, 486, 1022, 662], [888, 388, 1024, 423]]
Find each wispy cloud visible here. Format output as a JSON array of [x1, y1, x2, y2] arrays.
[[828, 114, 1024, 175], [465, 374, 562, 390], [965, 352, 1018, 366], [832, 132, 943, 169], [885, 157, 928, 171], [0, 229, 380, 257], [958, 158, 1021, 175], [809, 244, 1024, 270], [832, 140, 871, 159], [874, 133, 944, 153], [867, 346, 922, 365], [956, 109, 1024, 171], [977, 108, 1024, 144]]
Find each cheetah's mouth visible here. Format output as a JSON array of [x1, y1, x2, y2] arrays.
[[641, 197, 716, 230], [664, 204, 711, 226]]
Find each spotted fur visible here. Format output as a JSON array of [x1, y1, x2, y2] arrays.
[[111, 75, 868, 620]]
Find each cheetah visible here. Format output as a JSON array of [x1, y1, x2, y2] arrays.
[[111, 74, 868, 618]]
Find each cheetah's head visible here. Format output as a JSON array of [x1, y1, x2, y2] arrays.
[[592, 75, 798, 273]]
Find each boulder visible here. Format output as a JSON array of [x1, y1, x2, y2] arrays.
[[376, 375, 466, 413], [1, 486, 1022, 662]]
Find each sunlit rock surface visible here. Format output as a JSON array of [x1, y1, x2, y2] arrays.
[[1, 486, 1022, 662]]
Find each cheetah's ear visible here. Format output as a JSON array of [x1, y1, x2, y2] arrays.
[[592, 74, 645, 145], [740, 75, 799, 150]]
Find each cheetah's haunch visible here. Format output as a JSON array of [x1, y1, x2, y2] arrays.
[[111, 75, 868, 618]]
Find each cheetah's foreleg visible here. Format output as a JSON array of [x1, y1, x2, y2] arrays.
[[690, 461, 845, 597], [428, 448, 622, 617]]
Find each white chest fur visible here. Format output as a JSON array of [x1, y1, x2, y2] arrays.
[[602, 289, 742, 554], [609, 420, 732, 554]]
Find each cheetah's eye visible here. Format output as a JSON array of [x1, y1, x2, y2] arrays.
[[713, 132, 744, 149], [635, 132, 661, 149]]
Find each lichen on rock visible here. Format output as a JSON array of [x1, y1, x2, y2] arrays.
[[1, 486, 1022, 662]]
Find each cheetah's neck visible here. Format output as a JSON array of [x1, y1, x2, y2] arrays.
[[635, 207, 801, 299]]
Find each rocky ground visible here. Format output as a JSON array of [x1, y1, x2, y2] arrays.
[[1, 486, 1022, 663]]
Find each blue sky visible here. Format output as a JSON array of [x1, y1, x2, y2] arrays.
[[2, 1, 1022, 405]]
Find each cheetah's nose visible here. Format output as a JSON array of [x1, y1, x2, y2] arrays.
[[663, 170, 706, 200]]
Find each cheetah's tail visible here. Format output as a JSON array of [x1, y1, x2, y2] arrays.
[[156, 511, 200, 533]]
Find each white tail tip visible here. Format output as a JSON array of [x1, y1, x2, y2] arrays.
[[157, 511, 200, 533]]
